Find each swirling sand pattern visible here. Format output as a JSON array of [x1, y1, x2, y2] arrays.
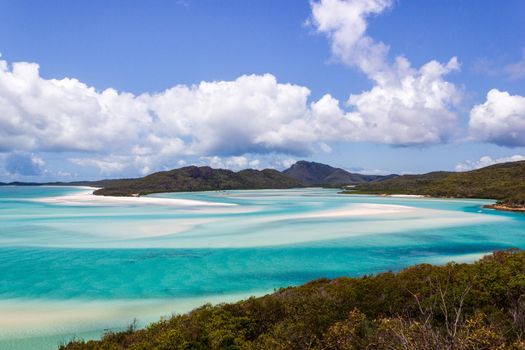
[[1, 186, 524, 349]]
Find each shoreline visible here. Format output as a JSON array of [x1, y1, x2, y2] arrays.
[[55, 251, 525, 350], [33, 188, 236, 207], [381, 194, 426, 198], [484, 204, 525, 213], [7, 184, 517, 215], [0, 291, 266, 345], [343, 191, 525, 214], [0, 249, 500, 346]]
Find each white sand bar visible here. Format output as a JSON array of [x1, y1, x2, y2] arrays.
[[388, 194, 425, 198], [34, 189, 236, 207], [296, 203, 415, 219]]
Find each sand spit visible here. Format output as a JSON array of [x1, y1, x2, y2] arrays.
[[34, 188, 236, 207], [298, 203, 416, 219]]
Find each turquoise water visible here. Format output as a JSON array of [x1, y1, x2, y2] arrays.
[[1, 186, 524, 349]]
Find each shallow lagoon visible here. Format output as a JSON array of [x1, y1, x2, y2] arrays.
[[1, 186, 524, 349]]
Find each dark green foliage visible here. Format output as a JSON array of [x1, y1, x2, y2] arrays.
[[283, 160, 395, 186], [351, 161, 525, 208], [498, 195, 525, 208], [62, 250, 525, 349], [92, 166, 304, 196]]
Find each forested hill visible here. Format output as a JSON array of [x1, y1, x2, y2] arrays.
[[92, 166, 304, 196], [351, 160, 525, 209], [62, 249, 525, 349], [0, 160, 395, 196], [283, 160, 395, 186]]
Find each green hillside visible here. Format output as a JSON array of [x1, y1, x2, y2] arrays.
[[0, 161, 397, 194], [351, 161, 525, 208], [283, 160, 394, 186], [93, 166, 304, 196], [62, 249, 525, 350]]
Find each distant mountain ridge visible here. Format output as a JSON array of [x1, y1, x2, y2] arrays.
[[91, 166, 303, 196], [0, 160, 397, 196], [283, 160, 395, 186]]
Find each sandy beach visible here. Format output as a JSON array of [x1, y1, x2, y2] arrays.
[[33, 188, 236, 207], [0, 292, 262, 340]]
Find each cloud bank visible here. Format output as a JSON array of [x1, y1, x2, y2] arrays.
[[1, 0, 523, 177], [0, 61, 325, 174], [0, 51, 462, 175]]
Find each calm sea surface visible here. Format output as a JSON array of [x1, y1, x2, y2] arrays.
[[1, 186, 524, 349]]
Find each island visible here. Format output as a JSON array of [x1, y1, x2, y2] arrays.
[[346, 160, 525, 213], [89, 161, 398, 196]]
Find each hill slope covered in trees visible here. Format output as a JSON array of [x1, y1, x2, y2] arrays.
[[351, 161, 525, 209], [283, 160, 394, 186], [62, 250, 525, 349], [92, 166, 304, 196]]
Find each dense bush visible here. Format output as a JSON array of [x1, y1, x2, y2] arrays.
[[62, 249, 525, 349], [499, 195, 525, 208]]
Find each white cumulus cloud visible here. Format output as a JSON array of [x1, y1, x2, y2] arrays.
[[0, 60, 328, 174], [455, 154, 525, 172], [0, 61, 319, 157], [198, 155, 297, 171], [310, 0, 393, 78], [309, 0, 461, 145], [0, 52, 461, 177], [469, 89, 525, 147]]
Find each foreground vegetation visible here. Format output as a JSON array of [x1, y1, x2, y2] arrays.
[[63, 249, 525, 349], [351, 161, 525, 210]]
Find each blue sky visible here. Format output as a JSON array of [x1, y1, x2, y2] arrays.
[[0, 0, 524, 181]]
